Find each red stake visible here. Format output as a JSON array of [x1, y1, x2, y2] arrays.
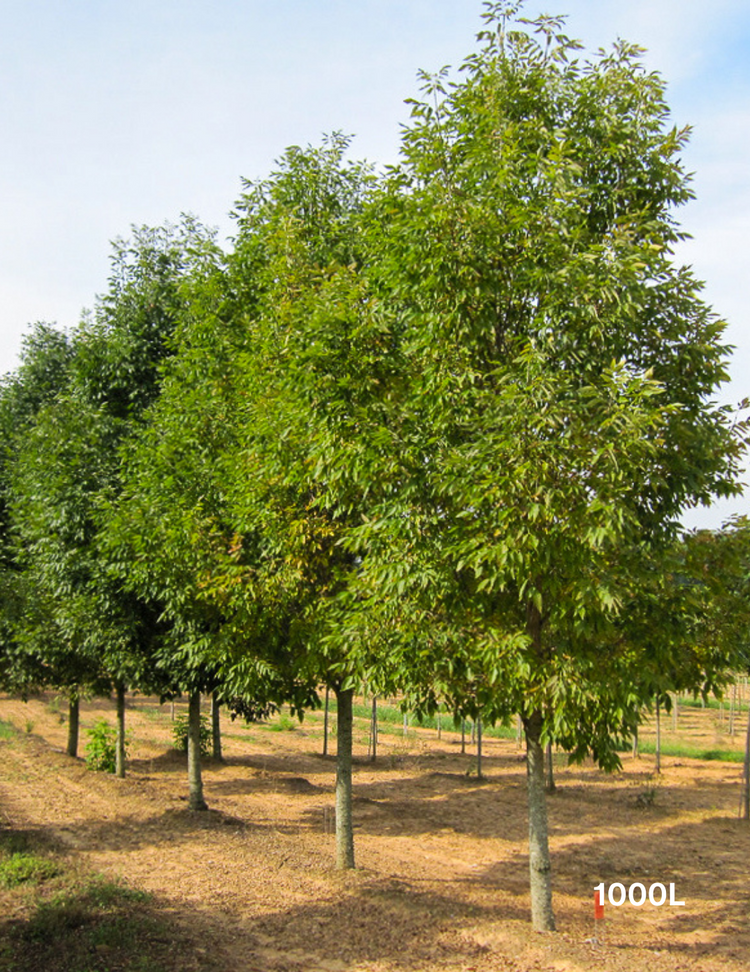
[[594, 889, 605, 921]]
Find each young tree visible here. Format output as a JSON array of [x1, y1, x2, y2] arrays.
[[333, 3, 746, 929], [219, 135, 394, 868], [4, 220, 217, 768], [0, 324, 75, 703]]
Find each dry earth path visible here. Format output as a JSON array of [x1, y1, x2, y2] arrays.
[[1, 692, 749, 972]]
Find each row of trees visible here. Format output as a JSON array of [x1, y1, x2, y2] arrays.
[[2, 3, 750, 931]]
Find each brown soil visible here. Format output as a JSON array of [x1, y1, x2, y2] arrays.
[[1, 691, 749, 972]]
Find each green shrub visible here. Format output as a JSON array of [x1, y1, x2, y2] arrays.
[[171, 713, 210, 756], [84, 720, 126, 773]]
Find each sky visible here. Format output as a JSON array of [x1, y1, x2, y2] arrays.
[[1, 0, 749, 527]]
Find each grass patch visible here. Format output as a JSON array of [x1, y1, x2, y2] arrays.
[[0, 718, 14, 740], [633, 740, 745, 763], [345, 699, 518, 741], [675, 693, 748, 713], [268, 713, 297, 732], [15, 877, 166, 970], [0, 832, 197, 972], [0, 853, 59, 888], [4, 875, 173, 972]]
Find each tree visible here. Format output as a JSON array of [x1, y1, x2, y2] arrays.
[[331, 2, 746, 929], [0, 324, 74, 686], [3, 220, 217, 768], [219, 135, 391, 868]]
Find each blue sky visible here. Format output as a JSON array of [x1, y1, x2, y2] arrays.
[[1, 0, 749, 526]]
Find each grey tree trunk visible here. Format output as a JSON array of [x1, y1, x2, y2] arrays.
[[323, 686, 330, 757], [115, 683, 126, 779], [370, 696, 377, 763], [655, 697, 661, 775], [334, 685, 355, 869], [461, 719, 466, 754], [476, 715, 483, 779], [632, 717, 639, 758], [66, 692, 80, 758], [742, 703, 750, 821], [211, 693, 223, 761], [524, 708, 555, 932], [188, 690, 208, 811]]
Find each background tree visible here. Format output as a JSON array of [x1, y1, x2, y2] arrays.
[[3, 219, 217, 768]]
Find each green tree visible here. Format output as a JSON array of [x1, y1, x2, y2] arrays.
[[332, 3, 746, 929], [217, 135, 388, 867], [4, 219, 216, 768], [0, 324, 83, 746]]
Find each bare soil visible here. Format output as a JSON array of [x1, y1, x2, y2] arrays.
[[1, 691, 749, 972]]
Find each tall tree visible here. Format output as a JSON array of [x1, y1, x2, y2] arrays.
[[4, 219, 217, 765], [333, 3, 746, 929]]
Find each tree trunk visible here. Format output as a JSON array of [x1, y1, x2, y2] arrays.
[[476, 715, 483, 779], [632, 718, 639, 758], [545, 740, 555, 793], [742, 702, 750, 822], [370, 696, 377, 763], [188, 690, 208, 811], [524, 708, 555, 932], [66, 692, 80, 758], [655, 697, 661, 775], [461, 719, 466, 754], [115, 682, 126, 779], [334, 685, 355, 869], [211, 692, 223, 761], [323, 686, 330, 757]]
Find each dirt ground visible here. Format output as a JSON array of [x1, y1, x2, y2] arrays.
[[1, 691, 749, 972]]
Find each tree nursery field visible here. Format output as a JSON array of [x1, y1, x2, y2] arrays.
[[1, 691, 748, 972]]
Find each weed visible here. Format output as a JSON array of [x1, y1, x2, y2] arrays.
[[0, 718, 14, 740], [0, 853, 59, 888], [171, 714, 210, 756], [24, 719, 34, 734], [635, 787, 657, 808], [269, 713, 297, 732], [81, 877, 151, 908], [0, 830, 30, 855], [84, 720, 126, 773]]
